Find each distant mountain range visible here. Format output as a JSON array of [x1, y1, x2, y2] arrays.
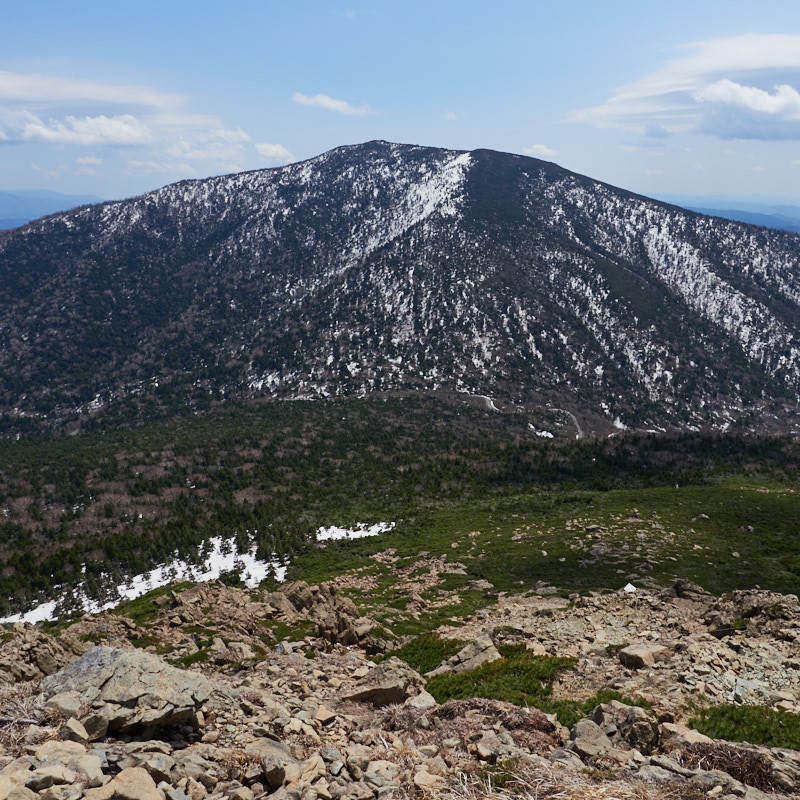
[[687, 208, 800, 236], [655, 195, 800, 236], [0, 190, 103, 230], [0, 141, 798, 434]]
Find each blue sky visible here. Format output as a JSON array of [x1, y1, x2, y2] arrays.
[[1, 0, 799, 202]]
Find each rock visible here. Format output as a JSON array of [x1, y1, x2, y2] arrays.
[[404, 690, 437, 710], [40, 647, 211, 733], [426, 634, 501, 676], [659, 722, 712, 747], [245, 740, 296, 790], [592, 701, 660, 755], [81, 713, 109, 741], [84, 767, 162, 800], [618, 643, 669, 669], [341, 657, 425, 707], [59, 718, 89, 743], [35, 741, 86, 762], [0, 783, 36, 800], [314, 706, 337, 725], [413, 771, 444, 790], [25, 767, 76, 791], [569, 719, 633, 764], [45, 692, 83, 718]]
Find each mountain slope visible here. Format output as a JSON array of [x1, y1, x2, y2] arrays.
[[1, 140, 799, 432]]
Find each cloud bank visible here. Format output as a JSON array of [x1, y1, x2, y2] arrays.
[[570, 34, 800, 140], [0, 69, 291, 180]]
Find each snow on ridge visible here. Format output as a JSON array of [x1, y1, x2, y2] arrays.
[[2, 522, 397, 625], [316, 521, 396, 542], [0, 536, 288, 625]]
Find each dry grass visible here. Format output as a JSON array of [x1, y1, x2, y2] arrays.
[[381, 697, 559, 756], [434, 762, 698, 800], [0, 681, 53, 755], [675, 742, 781, 793]]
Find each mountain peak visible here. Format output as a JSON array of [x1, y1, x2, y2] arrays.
[[0, 141, 798, 435]]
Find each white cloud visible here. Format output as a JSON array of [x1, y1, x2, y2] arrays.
[[0, 70, 180, 107], [127, 158, 197, 175], [693, 79, 800, 139], [210, 127, 251, 143], [22, 113, 152, 145], [523, 143, 558, 158], [0, 69, 284, 182], [442, 111, 457, 121], [255, 142, 293, 163], [292, 92, 369, 115], [570, 34, 800, 140], [149, 112, 221, 128]]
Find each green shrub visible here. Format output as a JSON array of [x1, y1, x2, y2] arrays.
[[426, 646, 652, 728], [689, 704, 800, 749], [427, 644, 576, 710], [112, 581, 192, 624], [174, 649, 209, 668], [379, 632, 465, 674]]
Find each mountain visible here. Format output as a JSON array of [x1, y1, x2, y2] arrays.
[[0, 189, 103, 230], [688, 207, 800, 236], [1, 140, 799, 433]]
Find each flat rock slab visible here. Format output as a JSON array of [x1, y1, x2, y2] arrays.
[[618, 643, 669, 669], [40, 647, 212, 733]]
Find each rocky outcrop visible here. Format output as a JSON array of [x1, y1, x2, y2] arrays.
[[0, 626, 86, 684], [40, 647, 212, 733], [2, 577, 800, 800], [341, 657, 425, 707]]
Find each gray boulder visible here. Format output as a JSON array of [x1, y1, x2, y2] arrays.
[[341, 657, 425, 707], [426, 634, 501, 677], [40, 647, 211, 733], [592, 700, 660, 755]]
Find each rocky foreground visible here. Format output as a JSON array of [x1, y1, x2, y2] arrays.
[[0, 579, 799, 800]]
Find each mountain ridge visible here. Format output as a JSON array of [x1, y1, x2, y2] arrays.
[[1, 140, 799, 434]]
